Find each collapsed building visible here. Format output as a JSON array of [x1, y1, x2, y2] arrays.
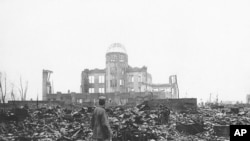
[[44, 43, 179, 106]]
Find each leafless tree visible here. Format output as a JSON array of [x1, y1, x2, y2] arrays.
[[10, 83, 18, 108], [11, 83, 16, 101], [19, 77, 28, 101], [0, 72, 8, 111], [0, 72, 7, 104]]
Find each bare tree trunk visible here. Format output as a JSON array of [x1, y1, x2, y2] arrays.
[[24, 81, 28, 101], [19, 77, 28, 101], [11, 84, 17, 109], [0, 73, 7, 111], [4, 76, 6, 103], [19, 77, 24, 101]]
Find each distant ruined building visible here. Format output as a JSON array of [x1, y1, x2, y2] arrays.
[[247, 94, 250, 104], [43, 43, 179, 105]]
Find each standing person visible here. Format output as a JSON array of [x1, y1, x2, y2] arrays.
[[158, 104, 163, 124], [91, 96, 112, 141], [163, 107, 170, 124]]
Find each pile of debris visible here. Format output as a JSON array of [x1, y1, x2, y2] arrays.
[[0, 104, 249, 141], [0, 106, 93, 141]]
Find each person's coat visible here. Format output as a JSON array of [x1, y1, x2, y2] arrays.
[[91, 106, 112, 139]]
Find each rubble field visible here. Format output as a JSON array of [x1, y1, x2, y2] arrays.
[[0, 104, 250, 141]]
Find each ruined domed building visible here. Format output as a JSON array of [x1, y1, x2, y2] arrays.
[[44, 43, 179, 105], [81, 43, 178, 96]]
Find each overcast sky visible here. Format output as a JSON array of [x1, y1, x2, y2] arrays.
[[1, 0, 250, 102]]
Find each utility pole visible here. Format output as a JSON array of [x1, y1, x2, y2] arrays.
[[216, 93, 218, 104], [52, 80, 54, 94], [145, 67, 147, 92], [37, 92, 39, 109], [209, 93, 212, 103], [175, 75, 179, 99]]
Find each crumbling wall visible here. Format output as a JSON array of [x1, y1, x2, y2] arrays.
[[142, 98, 197, 112], [42, 70, 53, 101]]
